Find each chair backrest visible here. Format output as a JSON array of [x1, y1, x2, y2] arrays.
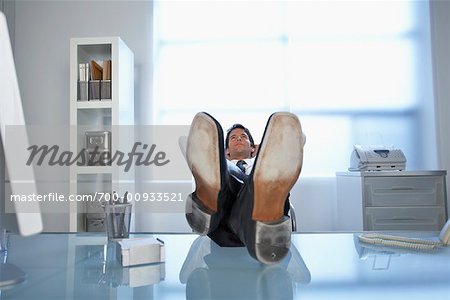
[[178, 136, 188, 160], [289, 203, 297, 232]]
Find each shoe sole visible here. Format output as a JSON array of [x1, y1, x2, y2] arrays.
[[254, 217, 292, 264], [253, 112, 304, 222], [185, 194, 214, 235], [185, 113, 222, 234], [251, 112, 304, 264], [186, 113, 221, 212]]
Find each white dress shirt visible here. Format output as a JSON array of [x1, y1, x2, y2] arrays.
[[230, 157, 255, 175]]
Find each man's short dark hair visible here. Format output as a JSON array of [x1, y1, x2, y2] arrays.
[[225, 124, 255, 148]]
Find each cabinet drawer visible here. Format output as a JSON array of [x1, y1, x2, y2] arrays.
[[364, 176, 445, 207], [364, 206, 446, 231]]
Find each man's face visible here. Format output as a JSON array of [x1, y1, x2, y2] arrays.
[[226, 128, 254, 160]]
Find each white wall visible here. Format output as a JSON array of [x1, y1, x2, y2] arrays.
[[15, 0, 153, 127], [292, 177, 337, 232]]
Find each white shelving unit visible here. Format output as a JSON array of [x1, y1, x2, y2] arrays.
[[69, 37, 134, 232]]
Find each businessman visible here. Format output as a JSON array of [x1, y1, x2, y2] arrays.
[[185, 112, 304, 264]]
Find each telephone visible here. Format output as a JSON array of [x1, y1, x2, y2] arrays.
[[359, 219, 450, 251], [349, 145, 406, 171]]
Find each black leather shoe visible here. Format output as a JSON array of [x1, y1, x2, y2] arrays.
[[185, 112, 229, 235], [230, 112, 304, 264]]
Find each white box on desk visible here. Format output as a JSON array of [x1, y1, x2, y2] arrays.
[[116, 237, 165, 267]]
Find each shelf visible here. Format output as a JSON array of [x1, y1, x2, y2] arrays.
[[77, 100, 112, 109], [70, 37, 134, 233]]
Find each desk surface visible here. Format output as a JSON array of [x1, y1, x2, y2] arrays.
[[1, 232, 450, 299]]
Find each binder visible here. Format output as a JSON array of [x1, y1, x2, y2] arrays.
[[78, 63, 89, 101]]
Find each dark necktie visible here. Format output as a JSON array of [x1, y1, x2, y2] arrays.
[[236, 160, 247, 173]]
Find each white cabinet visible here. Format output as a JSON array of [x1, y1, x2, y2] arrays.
[[336, 171, 448, 231], [69, 37, 134, 232]]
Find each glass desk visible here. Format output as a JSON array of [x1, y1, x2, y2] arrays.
[[1, 232, 450, 299]]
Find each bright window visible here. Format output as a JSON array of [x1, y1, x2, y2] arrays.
[[153, 1, 435, 176]]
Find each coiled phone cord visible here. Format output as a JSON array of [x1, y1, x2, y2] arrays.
[[359, 233, 444, 251]]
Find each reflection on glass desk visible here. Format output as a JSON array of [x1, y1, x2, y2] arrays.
[[1, 232, 450, 299]]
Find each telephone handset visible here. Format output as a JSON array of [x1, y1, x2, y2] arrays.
[[359, 219, 450, 250]]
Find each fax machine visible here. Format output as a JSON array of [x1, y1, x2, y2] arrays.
[[349, 145, 406, 171]]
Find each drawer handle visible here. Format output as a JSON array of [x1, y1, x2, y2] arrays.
[[391, 187, 415, 191], [388, 217, 417, 221]]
